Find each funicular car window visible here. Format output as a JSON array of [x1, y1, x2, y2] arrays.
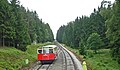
[[49, 49, 53, 53], [38, 50, 42, 54], [43, 47, 49, 53]]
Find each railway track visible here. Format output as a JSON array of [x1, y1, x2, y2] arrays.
[[58, 44, 77, 70], [37, 64, 52, 70], [29, 43, 83, 70], [31, 61, 53, 70]]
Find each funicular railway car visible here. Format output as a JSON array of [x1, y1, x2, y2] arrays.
[[37, 45, 58, 64]]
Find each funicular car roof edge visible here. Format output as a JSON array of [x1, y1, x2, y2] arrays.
[[43, 45, 57, 48]]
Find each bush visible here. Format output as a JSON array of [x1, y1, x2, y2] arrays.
[[87, 33, 104, 54]]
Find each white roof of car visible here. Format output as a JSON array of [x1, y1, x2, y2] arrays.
[[43, 45, 57, 48]]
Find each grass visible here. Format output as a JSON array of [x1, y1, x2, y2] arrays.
[[0, 47, 26, 70], [86, 49, 120, 70], [0, 42, 53, 70], [64, 45, 120, 70]]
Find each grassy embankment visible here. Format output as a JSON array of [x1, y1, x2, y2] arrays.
[[64, 45, 120, 70], [0, 42, 53, 70]]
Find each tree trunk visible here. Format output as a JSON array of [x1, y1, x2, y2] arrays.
[[2, 38, 4, 47], [2, 29, 5, 47], [0, 38, 1, 46]]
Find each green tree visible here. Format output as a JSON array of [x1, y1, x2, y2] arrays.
[[56, 12, 106, 49], [87, 33, 104, 53], [0, 0, 54, 51], [106, 0, 120, 63], [0, 0, 16, 47], [56, 25, 66, 43]]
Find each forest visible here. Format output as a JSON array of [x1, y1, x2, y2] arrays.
[[0, 0, 54, 51], [56, 0, 120, 64]]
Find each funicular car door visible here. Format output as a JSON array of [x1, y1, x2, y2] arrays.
[[49, 48, 54, 59], [43, 47, 49, 60]]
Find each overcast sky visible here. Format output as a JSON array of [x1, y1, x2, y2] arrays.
[[19, 0, 115, 38]]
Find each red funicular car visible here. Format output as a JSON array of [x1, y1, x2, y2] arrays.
[[37, 45, 58, 64]]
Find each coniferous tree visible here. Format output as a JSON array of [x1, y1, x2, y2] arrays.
[[0, 0, 54, 51], [0, 0, 16, 47], [106, 0, 120, 63]]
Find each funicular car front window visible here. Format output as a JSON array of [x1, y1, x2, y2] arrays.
[[43, 48, 49, 53], [38, 50, 42, 54], [49, 49, 53, 53]]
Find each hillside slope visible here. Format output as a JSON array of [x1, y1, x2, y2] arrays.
[[0, 42, 52, 70]]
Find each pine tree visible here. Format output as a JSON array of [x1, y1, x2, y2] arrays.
[[106, 0, 120, 63], [0, 0, 16, 47]]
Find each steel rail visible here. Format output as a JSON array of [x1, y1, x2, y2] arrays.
[[57, 43, 77, 70]]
